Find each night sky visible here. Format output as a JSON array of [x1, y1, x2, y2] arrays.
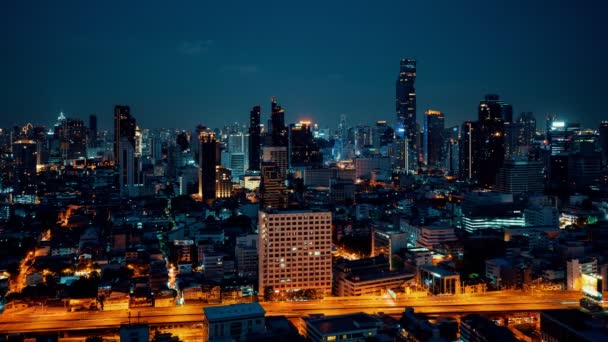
[[2, 0, 606, 131]]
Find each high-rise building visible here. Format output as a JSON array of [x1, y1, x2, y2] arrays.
[[229, 152, 245, 181], [114, 105, 136, 165], [198, 129, 218, 202], [288, 120, 322, 168], [262, 146, 288, 180], [88, 114, 97, 142], [548, 120, 579, 155], [494, 159, 545, 194], [459, 121, 477, 180], [517, 112, 536, 146], [118, 137, 135, 197], [215, 165, 232, 199], [260, 162, 288, 209], [568, 143, 601, 191], [258, 209, 332, 296], [423, 110, 445, 168], [396, 58, 417, 172], [270, 98, 288, 147], [600, 121, 608, 165], [476, 95, 510, 187], [249, 105, 262, 171], [12, 139, 38, 196]]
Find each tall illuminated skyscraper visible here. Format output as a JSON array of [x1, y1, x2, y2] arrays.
[[248, 105, 261, 171], [396, 58, 417, 172], [198, 129, 218, 202]]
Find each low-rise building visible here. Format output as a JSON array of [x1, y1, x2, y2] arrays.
[[304, 313, 382, 342], [202, 303, 266, 342], [417, 265, 460, 295]]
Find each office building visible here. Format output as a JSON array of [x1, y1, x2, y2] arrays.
[[423, 110, 445, 168], [417, 265, 460, 295], [260, 162, 288, 209], [288, 120, 322, 168], [461, 192, 525, 233], [229, 152, 246, 181], [354, 156, 391, 181], [549, 120, 580, 155], [566, 258, 597, 291], [459, 121, 477, 180], [202, 303, 266, 342], [476, 94, 510, 187], [215, 165, 232, 199], [235, 234, 258, 278], [114, 105, 136, 165], [198, 129, 218, 202], [304, 313, 381, 342], [416, 225, 458, 249], [270, 97, 288, 147], [340, 271, 413, 297], [262, 146, 288, 180], [333, 256, 390, 296], [600, 121, 608, 165], [396, 58, 417, 172], [12, 139, 38, 196], [494, 159, 545, 194], [540, 309, 608, 342], [371, 226, 408, 270], [118, 137, 135, 197], [258, 210, 332, 296], [568, 143, 601, 191], [460, 314, 518, 342], [88, 114, 97, 142], [524, 205, 559, 227]]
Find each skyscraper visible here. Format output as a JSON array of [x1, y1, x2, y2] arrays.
[[423, 110, 445, 169], [270, 97, 288, 147], [260, 162, 288, 209], [599, 121, 608, 165], [114, 105, 136, 165], [12, 139, 37, 197], [459, 121, 477, 180], [88, 114, 97, 142], [288, 120, 322, 168], [396, 58, 417, 172], [248, 105, 261, 171], [198, 129, 218, 203], [476, 95, 509, 187], [118, 137, 135, 197]]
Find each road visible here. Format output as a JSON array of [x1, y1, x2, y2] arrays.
[[0, 291, 583, 334]]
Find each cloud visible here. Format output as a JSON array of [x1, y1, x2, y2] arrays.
[[221, 65, 259, 74], [178, 40, 214, 55]]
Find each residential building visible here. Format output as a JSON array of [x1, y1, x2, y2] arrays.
[[258, 210, 332, 296]]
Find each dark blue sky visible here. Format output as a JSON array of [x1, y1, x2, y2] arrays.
[[1, 0, 606, 131]]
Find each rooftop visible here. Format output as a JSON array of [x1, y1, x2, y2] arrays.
[[419, 265, 459, 277], [305, 313, 381, 335]]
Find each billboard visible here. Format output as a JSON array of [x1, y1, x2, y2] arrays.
[[582, 273, 603, 301]]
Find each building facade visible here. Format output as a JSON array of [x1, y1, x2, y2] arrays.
[[258, 210, 332, 296]]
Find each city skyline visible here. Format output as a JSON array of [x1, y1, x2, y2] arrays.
[[2, 1, 606, 130]]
